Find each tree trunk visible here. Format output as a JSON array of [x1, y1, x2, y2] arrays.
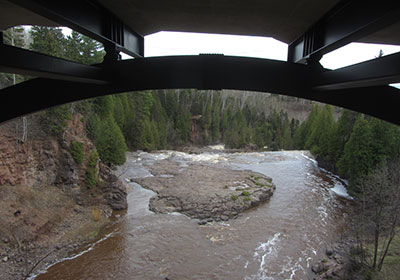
[[378, 215, 398, 271]]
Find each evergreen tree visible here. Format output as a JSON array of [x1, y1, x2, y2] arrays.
[[94, 95, 114, 118], [305, 105, 336, 159], [368, 117, 400, 165], [42, 104, 72, 134], [202, 101, 212, 144], [95, 116, 127, 165], [293, 104, 320, 149], [211, 92, 221, 142], [337, 116, 374, 190], [30, 26, 66, 58], [328, 109, 359, 165], [113, 95, 126, 129]]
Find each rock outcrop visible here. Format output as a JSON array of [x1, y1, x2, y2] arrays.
[[100, 164, 128, 210], [133, 159, 275, 222], [0, 114, 127, 210], [312, 241, 353, 280], [0, 114, 128, 279]]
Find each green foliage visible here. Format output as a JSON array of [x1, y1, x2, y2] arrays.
[[337, 116, 374, 188], [86, 150, 99, 189], [30, 26, 66, 58], [3, 26, 25, 47], [95, 116, 127, 165], [86, 113, 101, 140], [241, 191, 250, 196], [293, 104, 320, 149], [65, 31, 105, 64], [94, 95, 114, 118], [30, 27, 104, 64], [293, 104, 400, 195], [225, 110, 248, 148], [41, 104, 72, 134], [328, 109, 359, 164], [70, 141, 84, 164], [211, 92, 221, 142], [231, 194, 238, 201], [305, 105, 336, 160]]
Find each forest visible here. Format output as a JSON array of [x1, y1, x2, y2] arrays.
[[294, 105, 400, 194]]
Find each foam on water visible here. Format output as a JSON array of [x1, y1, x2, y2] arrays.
[[27, 232, 115, 279], [208, 144, 225, 150], [245, 233, 281, 280]]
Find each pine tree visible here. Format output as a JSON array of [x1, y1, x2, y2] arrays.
[[305, 105, 336, 159], [369, 117, 400, 165], [337, 116, 374, 190], [94, 95, 114, 118], [328, 109, 359, 165], [113, 95, 126, 129], [211, 92, 221, 142], [95, 116, 127, 165], [30, 26, 66, 58], [293, 104, 320, 149], [202, 101, 212, 144]]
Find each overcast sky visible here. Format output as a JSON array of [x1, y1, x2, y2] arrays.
[[59, 28, 400, 70], [144, 31, 400, 71]]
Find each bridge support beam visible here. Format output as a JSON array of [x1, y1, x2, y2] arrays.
[[0, 44, 108, 84], [1, 55, 400, 125], [288, 0, 400, 64], [313, 52, 400, 90]]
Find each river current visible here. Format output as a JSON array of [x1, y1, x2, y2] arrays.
[[36, 150, 351, 280]]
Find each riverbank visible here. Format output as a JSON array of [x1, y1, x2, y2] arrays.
[[0, 116, 128, 280], [0, 184, 117, 280]]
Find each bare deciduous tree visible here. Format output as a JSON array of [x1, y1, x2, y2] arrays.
[[352, 158, 400, 271]]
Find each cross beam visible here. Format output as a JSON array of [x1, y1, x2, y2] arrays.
[[0, 44, 108, 84], [288, 0, 400, 64], [11, 0, 144, 58], [1, 55, 400, 125], [314, 52, 400, 90]]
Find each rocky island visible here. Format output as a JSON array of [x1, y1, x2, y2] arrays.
[[133, 158, 276, 223]]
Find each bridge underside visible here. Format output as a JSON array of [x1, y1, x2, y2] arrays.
[[1, 0, 400, 124]]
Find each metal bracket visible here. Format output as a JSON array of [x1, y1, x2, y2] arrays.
[[288, 0, 400, 64]]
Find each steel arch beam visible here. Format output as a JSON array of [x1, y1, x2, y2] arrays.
[[288, 0, 400, 64], [1, 55, 400, 125]]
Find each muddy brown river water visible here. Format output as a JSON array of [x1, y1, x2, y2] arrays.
[[34, 150, 351, 280]]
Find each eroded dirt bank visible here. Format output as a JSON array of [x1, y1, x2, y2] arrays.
[[0, 115, 127, 279], [133, 157, 276, 223]]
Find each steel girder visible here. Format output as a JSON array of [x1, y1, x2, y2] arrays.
[[313, 52, 400, 90], [288, 0, 400, 64], [11, 0, 144, 58], [0, 44, 108, 84], [2, 55, 400, 125]]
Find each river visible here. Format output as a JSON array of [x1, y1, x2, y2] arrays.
[[35, 150, 351, 280]]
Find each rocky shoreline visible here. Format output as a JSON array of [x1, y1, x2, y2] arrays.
[[132, 157, 276, 223], [312, 239, 356, 280]]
